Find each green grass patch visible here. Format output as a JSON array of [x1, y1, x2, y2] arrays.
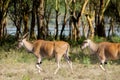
[[0, 48, 36, 64], [22, 75, 31, 80], [16, 50, 36, 63], [83, 55, 91, 64]]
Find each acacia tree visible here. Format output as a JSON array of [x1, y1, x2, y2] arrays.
[[30, 0, 36, 39], [105, 0, 120, 38], [0, 0, 10, 39], [85, 0, 95, 39], [4, 0, 120, 41], [22, 1, 30, 34], [55, 0, 60, 39], [81, 0, 110, 38], [8, 0, 32, 40], [36, 0, 46, 39], [44, 0, 53, 37], [60, 0, 69, 39], [8, 0, 23, 39], [69, 0, 78, 41], [68, 0, 89, 41], [94, 0, 110, 37]]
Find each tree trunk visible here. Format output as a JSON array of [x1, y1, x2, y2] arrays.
[[95, 0, 110, 37], [85, 2, 95, 39], [55, 10, 59, 39], [60, 0, 68, 40], [69, 0, 77, 41], [108, 18, 114, 38], [23, 14, 29, 34], [75, 0, 89, 40], [30, 0, 36, 39], [0, 18, 7, 39], [15, 20, 22, 39], [44, 0, 54, 38], [69, 18, 72, 40], [36, 0, 45, 39], [23, 3, 29, 34], [55, 0, 60, 40], [69, 0, 89, 41], [86, 15, 94, 39], [0, 0, 10, 39], [13, 0, 22, 39]]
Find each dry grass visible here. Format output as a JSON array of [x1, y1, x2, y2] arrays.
[[0, 49, 120, 80], [0, 60, 120, 80]]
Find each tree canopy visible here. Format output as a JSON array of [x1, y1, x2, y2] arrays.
[[0, 0, 120, 42]]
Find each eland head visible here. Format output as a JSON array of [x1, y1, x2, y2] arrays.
[[81, 39, 91, 50], [17, 32, 29, 49]]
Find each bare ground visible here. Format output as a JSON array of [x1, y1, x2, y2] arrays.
[[0, 59, 120, 80]]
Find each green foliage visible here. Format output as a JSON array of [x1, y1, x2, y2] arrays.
[[105, 0, 120, 21], [109, 35, 120, 43], [0, 35, 16, 52], [70, 50, 91, 65], [68, 40, 78, 47], [93, 36, 106, 42], [77, 36, 86, 44], [83, 55, 91, 64], [70, 50, 91, 64], [0, 35, 36, 64], [68, 36, 86, 47]]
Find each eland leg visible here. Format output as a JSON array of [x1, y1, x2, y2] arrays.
[[99, 60, 106, 71], [98, 49, 106, 71], [54, 54, 62, 74], [64, 55, 73, 73], [54, 60, 60, 74], [36, 58, 43, 73]]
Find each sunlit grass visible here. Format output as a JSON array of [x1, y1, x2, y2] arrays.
[[0, 48, 36, 64], [22, 75, 31, 80]]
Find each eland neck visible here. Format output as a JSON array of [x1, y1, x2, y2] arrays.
[[22, 39, 33, 52], [89, 40, 98, 53]]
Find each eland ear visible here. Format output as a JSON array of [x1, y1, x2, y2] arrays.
[[22, 32, 29, 39]]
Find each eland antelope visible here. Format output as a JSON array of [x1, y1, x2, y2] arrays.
[[81, 39, 120, 71], [17, 33, 73, 74]]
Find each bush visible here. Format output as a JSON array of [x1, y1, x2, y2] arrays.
[[109, 36, 120, 43], [93, 36, 106, 42]]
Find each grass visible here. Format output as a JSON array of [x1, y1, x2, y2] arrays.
[[22, 75, 31, 80]]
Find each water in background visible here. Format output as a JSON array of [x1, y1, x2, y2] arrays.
[[6, 20, 120, 37]]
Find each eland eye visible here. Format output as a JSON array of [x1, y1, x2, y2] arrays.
[[83, 41, 88, 43], [18, 39, 23, 42], [18, 40, 21, 42]]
